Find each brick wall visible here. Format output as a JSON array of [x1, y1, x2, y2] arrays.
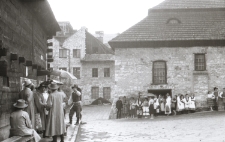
[[0, 0, 48, 140], [114, 46, 225, 107]]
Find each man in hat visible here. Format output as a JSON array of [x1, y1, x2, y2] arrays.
[[67, 84, 82, 125], [45, 82, 66, 142], [19, 79, 36, 129], [10, 99, 41, 142]]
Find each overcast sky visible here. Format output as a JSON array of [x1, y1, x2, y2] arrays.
[[48, 0, 164, 34]]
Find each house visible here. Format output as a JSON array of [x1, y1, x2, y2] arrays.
[[109, 0, 225, 108], [0, 0, 60, 140], [49, 22, 115, 104]]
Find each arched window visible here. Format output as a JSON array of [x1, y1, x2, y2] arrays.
[[166, 18, 181, 24], [153, 61, 167, 84]]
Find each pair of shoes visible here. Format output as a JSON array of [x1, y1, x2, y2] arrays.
[[75, 122, 79, 125], [80, 121, 87, 124]]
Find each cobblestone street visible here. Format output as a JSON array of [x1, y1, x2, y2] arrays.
[[76, 105, 225, 142]]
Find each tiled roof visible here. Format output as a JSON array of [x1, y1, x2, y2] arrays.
[[85, 31, 114, 54], [152, 0, 225, 9], [109, 1, 225, 43]]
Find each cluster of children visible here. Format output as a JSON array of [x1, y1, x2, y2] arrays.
[[116, 92, 196, 119], [207, 87, 225, 111]]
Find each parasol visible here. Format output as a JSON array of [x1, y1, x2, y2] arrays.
[[50, 69, 77, 80]]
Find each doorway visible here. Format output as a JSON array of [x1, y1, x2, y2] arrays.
[[148, 89, 172, 97]]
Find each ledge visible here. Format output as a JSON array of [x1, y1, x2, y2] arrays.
[[193, 70, 208, 75]]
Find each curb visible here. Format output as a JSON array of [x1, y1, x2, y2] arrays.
[[64, 124, 80, 142]]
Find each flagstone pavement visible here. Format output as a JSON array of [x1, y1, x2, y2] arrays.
[[75, 106, 225, 142]]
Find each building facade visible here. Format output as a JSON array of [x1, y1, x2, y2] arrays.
[[50, 23, 115, 104], [109, 0, 225, 108], [0, 0, 59, 140]]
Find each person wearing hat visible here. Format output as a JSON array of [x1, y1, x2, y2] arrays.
[[45, 82, 66, 142], [10, 99, 41, 142], [19, 79, 36, 129], [34, 83, 48, 137], [213, 87, 219, 111], [67, 84, 82, 125]]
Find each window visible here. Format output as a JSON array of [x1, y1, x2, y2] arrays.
[[103, 87, 111, 99], [104, 68, 110, 77], [73, 67, 80, 79], [195, 54, 206, 71], [91, 87, 99, 99], [92, 68, 98, 77], [73, 49, 81, 58], [166, 18, 181, 24], [59, 68, 67, 71], [3, 77, 9, 87], [59, 49, 67, 58], [153, 61, 167, 84]]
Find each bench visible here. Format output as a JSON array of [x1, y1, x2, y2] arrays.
[[2, 136, 34, 142]]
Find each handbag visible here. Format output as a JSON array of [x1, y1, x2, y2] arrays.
[[35, 113, 42, 130]]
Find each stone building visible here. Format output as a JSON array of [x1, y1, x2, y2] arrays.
[[0, 0, 59, 140], [49, 22, 115, 104], [109, 0, 225, 108]]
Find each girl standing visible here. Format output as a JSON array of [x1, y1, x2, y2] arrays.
[[189, 93, 196, 112], [159, 95, 165, 115], [183, 94, 190, 114], [149, 97, 155, 119], [154, 98, 159, 116], [165, 93, 171, 116], [207, 91, 214, 111], [178, 94, 185, 114], [142, 98, 149, 118], [122, 96, 129, 118], [171, 95, 177, 115], [130, 97, 136, 118]]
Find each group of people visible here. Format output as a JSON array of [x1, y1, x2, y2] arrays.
[[116, 92, 196, 119], [207, 87, 225, 111], [10, 79, 83, 142]]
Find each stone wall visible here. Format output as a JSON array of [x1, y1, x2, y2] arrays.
[[0, 0, 48, 140], [81, 60, 115, 105], [114, 46, 225, 107]]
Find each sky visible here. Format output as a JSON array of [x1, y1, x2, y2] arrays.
[[48, 0, 165, 34]]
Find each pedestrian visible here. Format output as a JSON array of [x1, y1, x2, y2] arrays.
[[142, 98, 149, 118], [116, 97, 123, 119], [19, 79, 36, 129], [213, 87, 219, 111], [171, 95, 177, 115], [129, 97, 136, 118], [189, 93, 196, 112], [67, 84, 82, 125], [183, 94, 190, 114], [122, 96, 129, 118], [148, 97, 154, 119], [153, 97, 159, 117], [178, 94, 185, 114], [158, 94, 165, 115], [136, 92, 143, 118], [165, 93, 171, 116], [10, 99, 41, 142], [45, 83, 66, 142], [219, 88, 225, 110], [34, 83, 48, 137], [207, 91, 214, 111]]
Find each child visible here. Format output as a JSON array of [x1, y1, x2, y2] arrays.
[[207, 91, 215, 111], [142, 98, 149, 118], [153, 98, 159, 117], [130, 97, 136, 118], [149, 97, 155, 119]]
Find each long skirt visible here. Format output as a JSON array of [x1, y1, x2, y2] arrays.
[[160, 103, 165, 112], [149, 104, 154, 115], [165, 104, 171, 114]]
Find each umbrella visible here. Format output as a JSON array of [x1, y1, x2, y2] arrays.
[[50, 69, 77, 80]]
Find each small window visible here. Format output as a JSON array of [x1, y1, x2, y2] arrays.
[[195, 54, 206, 71], [59, 49, 67, 58], [103, 87, 111, 99], [104, 68, 110, 77], [73, 49, 81, 58], [3, 77, 9, 87], [92, 68, 98, 77], [166, 18, 181, 24], [91, 87, 99, 99], [59, 68, 67, 71], [73, 67, 80, 79], [153, 61, 167, 84]]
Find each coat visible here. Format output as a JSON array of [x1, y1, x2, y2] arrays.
[[34, 91, 47, 131], [116, 100, 123, 109], [10, 110, 41, 142], [19, 87, 36, 129], [45, 90, 66, 136]]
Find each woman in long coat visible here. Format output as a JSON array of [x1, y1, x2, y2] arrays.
[[45, 83, 66, 142], [19, 80, 36, 129], [34, 83, 47, 137]]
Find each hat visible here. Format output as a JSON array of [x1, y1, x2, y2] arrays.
[[71, 84, 78, 89], [13, 99, 28, 108], [37, 83, 47, 89], [48, 83, 59, 90], [24, 79, 32, 87], [214, 87, 218, 90]]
